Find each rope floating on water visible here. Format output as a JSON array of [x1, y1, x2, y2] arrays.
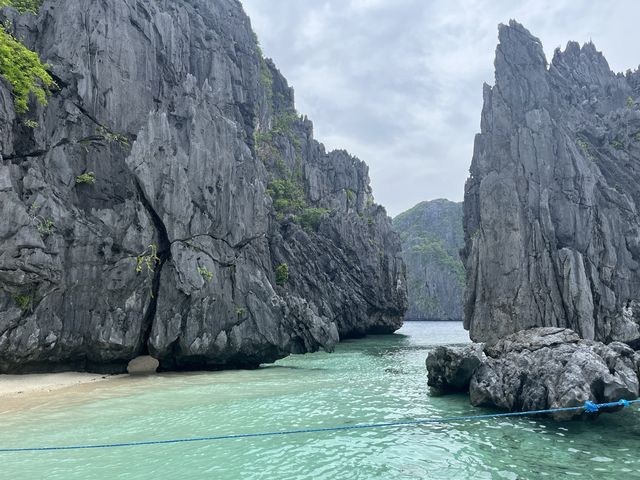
[[1, 399, 638, 453]]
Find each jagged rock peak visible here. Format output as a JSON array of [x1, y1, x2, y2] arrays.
[[464, 21, 640, 345], [496, 20, 547, 69]]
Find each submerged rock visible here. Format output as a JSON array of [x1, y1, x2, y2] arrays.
[[427, 328, 640, 419], [463, 20, 640, 345], [0, 0, 406, 373]]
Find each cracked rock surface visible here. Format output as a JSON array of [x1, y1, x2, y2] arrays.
[[426, 343, 485, 391], [426, 328, 640, 419], [464, 21, 640, 345], [0, 0, 406, 373]]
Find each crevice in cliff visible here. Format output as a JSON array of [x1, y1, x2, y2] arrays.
[[47, 71, 68, 90], [72, 102, 135, 144], [5, 137, 73, 162], [4, 149, 49, 160], [134, 179, 171, 356], [171, 232, 266, 256]]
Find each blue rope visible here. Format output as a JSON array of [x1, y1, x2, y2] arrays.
[[0, 399, 638, 453]]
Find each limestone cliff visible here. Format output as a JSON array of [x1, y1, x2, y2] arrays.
[[464, 20, 640, 345], [0, 0, 406, 373], [394, 199, 464, 321]]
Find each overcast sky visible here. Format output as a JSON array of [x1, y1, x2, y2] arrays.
[[241, 0, 640, 216]]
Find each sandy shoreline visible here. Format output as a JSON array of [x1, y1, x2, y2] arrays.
[[0, 373, 128, 414], [0, 372, 122, 399]]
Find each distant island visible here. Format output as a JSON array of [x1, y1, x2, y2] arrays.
[[394, 199, 463, 321]]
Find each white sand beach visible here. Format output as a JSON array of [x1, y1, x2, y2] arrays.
[[0, 372, 117, 399], [0, 372, 127, 413]]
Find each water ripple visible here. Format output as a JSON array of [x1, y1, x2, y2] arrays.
[[1, 322, 639, 479]]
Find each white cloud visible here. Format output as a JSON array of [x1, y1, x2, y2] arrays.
[[347, 0, 387, 14], [241, 0, 640, 216]]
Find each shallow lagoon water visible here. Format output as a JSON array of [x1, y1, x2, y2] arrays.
[[1, 321, 639, 479]]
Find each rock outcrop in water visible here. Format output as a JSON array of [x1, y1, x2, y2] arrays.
[[428, 21, 640, 417], [0, 0, 406, 373], [463, 20, 640, 346], [426, 343, 484, 391], [394, 200, 464, 321], [427, 328, 640, 419]]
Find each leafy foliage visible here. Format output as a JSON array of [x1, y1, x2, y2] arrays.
[[0, 0, 43, 14], [412, 237, 465, 287], [251, 30, 262, 57], [393, 200, 465, 320], [345, 189, 355, 201], [35, 217, 54, 236], [260, 58, 273, 102], [275, 263, 289, 286], [75, 172, 96, 185], [254, 130, 273, 145], [267, 178, 306, 216], [98, 125, 129, 146], [576, 138, 589, 151], [610, 138, 624, 150], [271, 111, 298, 136], [575, 137, 594, 161], [197, 266, 213, 282], [14, 293, 32, 312], [253, 129, 278, 163], [254, 111, 301, 160], [136, 244, 161, 276], [299, 207, 329, 231], [0, 24, 54, 113]]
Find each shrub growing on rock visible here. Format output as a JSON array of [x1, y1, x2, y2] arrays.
[[0, 0, 43, 15], [299, 207, 329, 231], [267, 178, 305, 216], [275, 263, 289, 286], [197, 266, 213, 282], [0, 23, 53, 113], [75, 172, 96, 185]]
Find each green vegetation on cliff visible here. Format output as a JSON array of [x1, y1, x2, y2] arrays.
[[394, 199, 464, 321], [299, 207, 329, 230], [0, 0, 42, 14], [410, 236, 464, 286], [0, 19, 53, 113], [275, 263, 289, 286], [258, 106, 330, 230], [267, 177, 306, 216]]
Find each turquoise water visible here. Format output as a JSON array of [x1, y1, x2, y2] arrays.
[[1, 321, 639, 479]]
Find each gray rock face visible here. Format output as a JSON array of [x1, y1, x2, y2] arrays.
[[0, 0, 406, 373], [394, 200, 464, 321], [469, 328, 639, 419], [426, 328, 639, 418], [426, 343, 485, 391], [464, 20, 640, 345]]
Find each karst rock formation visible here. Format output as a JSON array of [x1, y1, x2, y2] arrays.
[[0, 0, 407, 373], [464, 20, 640, 346]]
